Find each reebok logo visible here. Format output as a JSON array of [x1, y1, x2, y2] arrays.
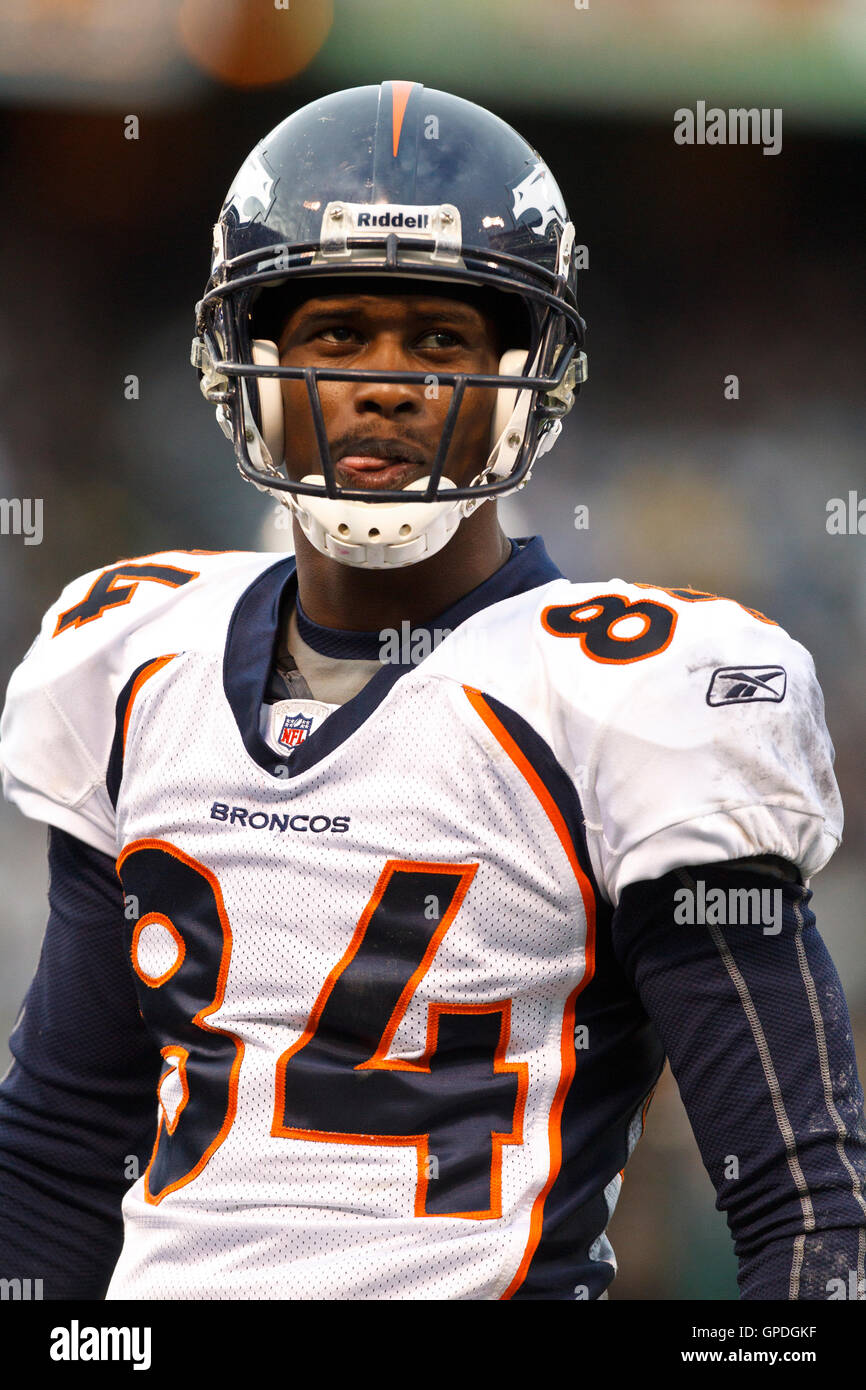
[[706, 665, 786, 706]]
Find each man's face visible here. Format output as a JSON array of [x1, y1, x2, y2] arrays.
[[274, 288, 502, 492]]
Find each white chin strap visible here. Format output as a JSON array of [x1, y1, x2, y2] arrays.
[[247, 339, 537, 570], [294, 475, 462, 569]]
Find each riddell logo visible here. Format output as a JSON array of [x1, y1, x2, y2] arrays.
[[356, 210, 430, 229]]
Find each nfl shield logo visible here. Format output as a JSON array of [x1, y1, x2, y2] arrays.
[[279, 712, 313, 748]]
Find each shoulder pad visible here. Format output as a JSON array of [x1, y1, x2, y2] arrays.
[[0, 550, 281, 854], [535, 579, 842, 903]]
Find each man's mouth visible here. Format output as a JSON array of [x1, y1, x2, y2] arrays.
[[334, 438, 429, 492]]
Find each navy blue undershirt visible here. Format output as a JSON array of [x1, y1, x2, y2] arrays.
[[293, 538, 520, 662]]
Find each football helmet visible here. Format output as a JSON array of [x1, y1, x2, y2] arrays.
[[192, 80, 587, 568]]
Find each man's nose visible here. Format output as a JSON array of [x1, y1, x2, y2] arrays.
[[350, 336, 426, 418]]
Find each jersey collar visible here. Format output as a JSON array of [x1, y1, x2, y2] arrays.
[[224, 535, 562, 778]]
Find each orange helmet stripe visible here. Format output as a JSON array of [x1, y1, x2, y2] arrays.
[[391, 80, 415, 157]]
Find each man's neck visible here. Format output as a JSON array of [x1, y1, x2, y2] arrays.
[[293, 504, 513, 632]]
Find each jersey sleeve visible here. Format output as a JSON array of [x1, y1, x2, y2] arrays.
[[0, 551, 268, 856], [549, 583, 843, 905], [0, 575, 128, 856]]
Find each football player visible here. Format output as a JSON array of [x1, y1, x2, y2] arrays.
[[0, 81, 864, 1301]]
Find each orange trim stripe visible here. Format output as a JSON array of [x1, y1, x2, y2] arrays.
[[462, 687, 598, 1299], [390, 80, 415, 157], [122, 655, 176, 755]]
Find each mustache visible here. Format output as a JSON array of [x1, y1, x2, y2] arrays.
[[333, 435, 431, 467]]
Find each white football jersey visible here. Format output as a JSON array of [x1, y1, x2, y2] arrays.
[[0, 542, 842, 1299]]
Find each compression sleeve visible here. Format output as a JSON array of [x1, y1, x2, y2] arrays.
[[0, 827, 160, 1299], [612, 864, 866, 1299]]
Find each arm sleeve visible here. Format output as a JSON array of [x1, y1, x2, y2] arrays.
[[0, 827, 160, 1299], [611, 863, 866, 1300]]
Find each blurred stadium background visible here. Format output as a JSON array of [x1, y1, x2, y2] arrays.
[[0, 0, 863, 1300]]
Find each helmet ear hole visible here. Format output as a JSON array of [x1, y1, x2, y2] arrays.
[[251, 339, 285, 467], [489, 349, 529, 448]]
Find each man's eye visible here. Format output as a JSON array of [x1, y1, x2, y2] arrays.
[[318, 325, 357, 343], [416, 330, 461, 349]]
